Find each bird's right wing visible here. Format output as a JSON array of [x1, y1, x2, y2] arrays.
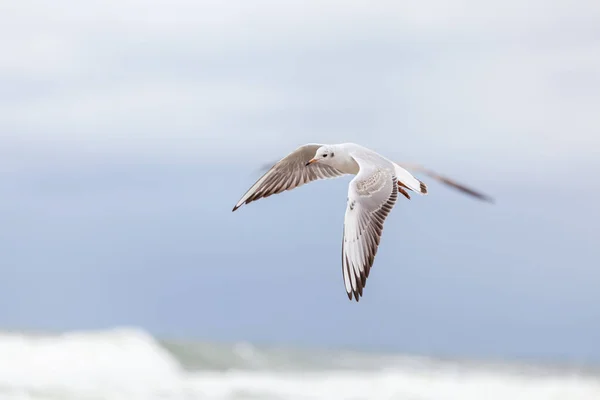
[[396, 162, 494, 203], [342, 156, 398, 302], [232, 144, 345, 211]]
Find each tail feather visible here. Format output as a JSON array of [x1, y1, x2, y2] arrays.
[[394, 163, 427, 195]]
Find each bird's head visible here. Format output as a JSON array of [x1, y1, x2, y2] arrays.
[[306, 145, 336, 166]]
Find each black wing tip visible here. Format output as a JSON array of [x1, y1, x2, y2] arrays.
[[347, 289, 363, 302], [345, 287, 363, 302], [435, 177, 495, 204], [481, 192, 496, 203], [461, 189, 496, 204]]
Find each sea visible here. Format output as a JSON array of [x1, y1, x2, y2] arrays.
[[0, 327, 599, 400]]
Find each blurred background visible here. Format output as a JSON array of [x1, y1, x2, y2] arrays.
[[1, 0, 600, 399]]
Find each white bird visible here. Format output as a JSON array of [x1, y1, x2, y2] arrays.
[[232, 143, 492, 302]]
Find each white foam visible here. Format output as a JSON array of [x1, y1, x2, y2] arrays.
[[189, 369, 600, 400], [0, 328, 599, 400], [0, 327, 183, 399]]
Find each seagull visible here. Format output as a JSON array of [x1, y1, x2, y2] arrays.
[[232, 143, 493, 302]]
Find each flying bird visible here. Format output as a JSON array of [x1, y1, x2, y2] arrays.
[[232, 143, 493, 302]]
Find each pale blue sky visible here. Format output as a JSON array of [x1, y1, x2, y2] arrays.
[[1, 0, 600, 363]]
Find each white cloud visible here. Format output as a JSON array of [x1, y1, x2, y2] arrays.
[[1, 0, 599, 168], [4, 0, 598, 38]]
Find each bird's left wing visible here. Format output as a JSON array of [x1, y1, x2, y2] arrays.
[[233, 144, 345, 211]]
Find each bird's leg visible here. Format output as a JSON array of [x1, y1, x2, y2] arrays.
[[398, 182, 411, 200]]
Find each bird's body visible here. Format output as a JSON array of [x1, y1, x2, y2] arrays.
[[232, 142, 492, 301]]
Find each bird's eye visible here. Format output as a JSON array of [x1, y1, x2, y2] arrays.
[[323, 154, 328, 158]]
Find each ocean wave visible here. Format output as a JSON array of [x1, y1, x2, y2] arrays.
[[1, 327, 599, 400]]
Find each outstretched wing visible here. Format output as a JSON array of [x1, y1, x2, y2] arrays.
[[256, 158, 494, 203], [342, 158, 399, 302], [233, 144, 345, 211], [397, 162, 494, 203]]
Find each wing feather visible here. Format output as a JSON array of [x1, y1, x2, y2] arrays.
[[397, 162, 494, 203], [255, 158, 494, 203], [342, 158, 399, 302], [233, 144, 345, 211]]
